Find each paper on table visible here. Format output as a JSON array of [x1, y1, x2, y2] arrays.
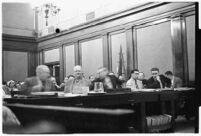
[[174, 87, 195, 91], [31, 92, 58, 95], [135, 89, 156, 92], [63, 93, 87, 97]]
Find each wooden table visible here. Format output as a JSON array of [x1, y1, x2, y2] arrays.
[[4, 88, 195, 133]]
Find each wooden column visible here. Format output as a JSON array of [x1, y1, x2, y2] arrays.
[[42, 50, 45, 64], [126, 26, 134, 79], [63, 45, 67, 77], [59, 44, 64, 83], [74, 41, 81, 66], [36, 51, 43, 65], [28, 52, 37, 77], [171, 16, 188, 85], [133, 27, 138, 69], [102, 33, 110, 70]]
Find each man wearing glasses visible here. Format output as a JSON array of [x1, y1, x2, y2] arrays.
[[146, 67, 171, 89]]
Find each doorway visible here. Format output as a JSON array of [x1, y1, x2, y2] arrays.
[[46, 63, 60, 85]]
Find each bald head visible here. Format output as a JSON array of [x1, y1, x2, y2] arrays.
[[98, 67, 109, 79], [36, 65, 50, 81], [74, 65, 82, 72], [74, 65, 83, 79]]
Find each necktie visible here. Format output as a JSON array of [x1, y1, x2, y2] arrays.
[[135, 79, 139, 89]]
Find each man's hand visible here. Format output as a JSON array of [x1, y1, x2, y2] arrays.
[[156, 76, 161, 82], [32, 81, 43, 92]]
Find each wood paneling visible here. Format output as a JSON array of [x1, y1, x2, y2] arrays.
[[28, 52, 37, 76], [2, 34, 37, 52], [2, 34, 37, 78], [102, 33, 110, 69], [126, 26, 134, 78], [74, 41, 80, 65], [171, 16, 188, 85], [59, 45, 65, 83], [133, 28, 138, 69], [37, 3, 194, 50]]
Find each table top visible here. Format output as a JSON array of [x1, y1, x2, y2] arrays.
[[3, 88, 195, 107]]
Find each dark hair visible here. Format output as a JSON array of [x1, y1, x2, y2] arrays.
[[131, 69, 139, 74], [2, 81, 7, 85], [151, 67, 159, 72], [165, 71, 173, 75]]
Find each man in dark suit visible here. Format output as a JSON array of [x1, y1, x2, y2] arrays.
[[20, 65, 56, 95], [89, 67, 123, 90], [146, 67, 171, 89], [165, 71, 183, 88]]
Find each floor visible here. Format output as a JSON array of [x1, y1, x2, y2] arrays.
[[128, 115, 195, 133], [174, 116, 195, 133]]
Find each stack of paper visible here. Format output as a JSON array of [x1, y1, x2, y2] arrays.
[[146, 114, 172, 131]]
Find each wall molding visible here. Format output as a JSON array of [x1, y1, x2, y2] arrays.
[[37, 3, 195, 51], [2, 34, 37, 52]]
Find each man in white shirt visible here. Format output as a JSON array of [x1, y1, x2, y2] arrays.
[[126, 69, 143, 91]]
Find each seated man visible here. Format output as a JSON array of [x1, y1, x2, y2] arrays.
[[146, 68, 171, 89], [165, 71, 183, 88], [138, 72, 147, 88], [126, 69, 143, 91], [90, 67, 123, 90], [64, 65, 90, 94], [20, 65, 56, 95], [51, 76, 61, 91]]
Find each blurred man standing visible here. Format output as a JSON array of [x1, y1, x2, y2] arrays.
[[90, 67, 123, 90], [20, 65, 56, 95]]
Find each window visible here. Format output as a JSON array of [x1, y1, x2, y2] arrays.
[[44, 48, 59, 63], [65, 44, 75, 76], [136, 21, 173, 79], [110, 32, 127, 75], [81, 38, 103, 78]]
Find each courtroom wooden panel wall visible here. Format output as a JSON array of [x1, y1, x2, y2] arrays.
[[35, 3, 195, 84], [64, 44, 75, 77], [109, 32, 127, 77], [136, 21, 173, 79], [3, 51, 28, 81], [81, 38, 103, 78], [44, 48, 60, 63], [186, 15, 195, 83]]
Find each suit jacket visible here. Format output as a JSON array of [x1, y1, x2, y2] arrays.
[[146, 75, 171, 89], [64, 78, 90, 94], [171, 76, 183, 88], [90, 75, 123, 90], [20, 76, 56, 95]]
